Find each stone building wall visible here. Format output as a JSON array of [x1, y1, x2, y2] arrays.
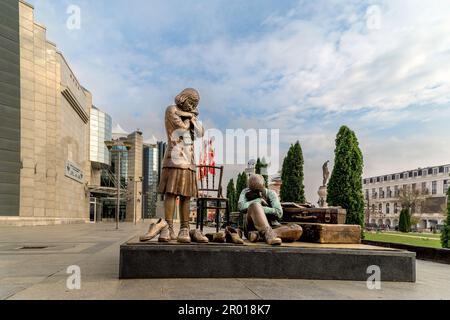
[[56, 54, 91, 220], [12, 1, 90, 224], [125, 131, 143, 222], [0, 0, 21, 217]]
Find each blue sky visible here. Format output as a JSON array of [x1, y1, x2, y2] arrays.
[[27, 0, 450, 201]]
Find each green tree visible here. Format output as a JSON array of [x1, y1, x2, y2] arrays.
[[327, 126, 365, 228], [235, 172, 248, 203], [280, 141, 306, 203], [397, 185, 426, 215], [255, 158, 262, 174], [255, 158, 269, 188], [226, 179, 237, 212], [235, 173, 242, 198], [441, 188, 450, 248], [399, 208, 411, 233]]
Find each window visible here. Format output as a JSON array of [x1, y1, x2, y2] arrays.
[[444, 180, 449, 194], [445, 167, 449, 174], [372, 204, 375, 213], [387, 187, 392, 198], [379, 187, 384, 199], [372, 188, 377, 199], [396, 174, 400, 180], [386, 203, 390, 214], [433, 168, 438, 175], [432, 181, 437, 195], [413, 171, 418, 178], [394, 185, 399, 197], [379, 203, 382, 213], [422, 182, 428, 194], [394, 203, 398, 214], [422, 169, 427, 177]]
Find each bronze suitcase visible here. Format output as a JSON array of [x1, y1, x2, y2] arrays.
[[282, 204, 347, 225], [295, 223, 361, 244]]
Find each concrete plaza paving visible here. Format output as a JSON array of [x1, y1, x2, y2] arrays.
[[0, 221, 449, 300]]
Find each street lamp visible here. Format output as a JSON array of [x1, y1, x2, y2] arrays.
[[105, 139, 132, 230]]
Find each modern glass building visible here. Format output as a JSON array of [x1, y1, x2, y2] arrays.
[[90, 106, 112, 166], [143, 142, 159, 219], [157, 141, 167, 184], [109, 145, 129, 188]]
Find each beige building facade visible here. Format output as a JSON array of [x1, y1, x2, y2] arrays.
[[0, 1, 92, 225], [364, 164, 449, 230], [1, 1, 148, 226], [125, 131, 144, 223]]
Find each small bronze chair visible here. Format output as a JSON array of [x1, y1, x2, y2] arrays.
[[196, 165, 230, 233]]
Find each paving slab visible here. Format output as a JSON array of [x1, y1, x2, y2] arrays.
[[0, 222, 449, 300]]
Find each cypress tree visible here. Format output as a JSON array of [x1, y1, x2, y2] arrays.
[[255, 158, 269, 188], [234, 173, 242, 211], [235, 173, 242, 198], [327, 126, 365, 228], [280, 148, 292, 202], [280, 141, 306, 203], [399, 208, 411, 233], [226, 179, 237, 212], [235, 172, 248, 203], [441, 188, 450, 248], [255, 158, 262, 174]]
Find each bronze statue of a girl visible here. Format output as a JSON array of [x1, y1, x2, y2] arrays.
[[140, 88, 207, 243]]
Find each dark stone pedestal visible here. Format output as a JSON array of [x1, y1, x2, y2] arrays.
[[119, 239, 416, 282]]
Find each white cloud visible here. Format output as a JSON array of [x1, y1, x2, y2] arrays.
[[28, 0, 450, 202]]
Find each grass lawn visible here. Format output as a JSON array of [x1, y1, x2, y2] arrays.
[[384, 231, 442, 239], [364, 232, 443, 249]]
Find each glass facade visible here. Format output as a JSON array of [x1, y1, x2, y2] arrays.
[[157, 141, 167, 183], [99, 198, 127, 221], [142, 144, 159, 218], [110, 145, 129, 188], [90, 107, 112, 165]]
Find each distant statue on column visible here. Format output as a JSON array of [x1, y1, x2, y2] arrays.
[[322, 160, 330, 187], [318, 161, 330, 208]]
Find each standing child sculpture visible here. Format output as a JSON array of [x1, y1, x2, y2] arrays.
[[140, 88, 208, 243]]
